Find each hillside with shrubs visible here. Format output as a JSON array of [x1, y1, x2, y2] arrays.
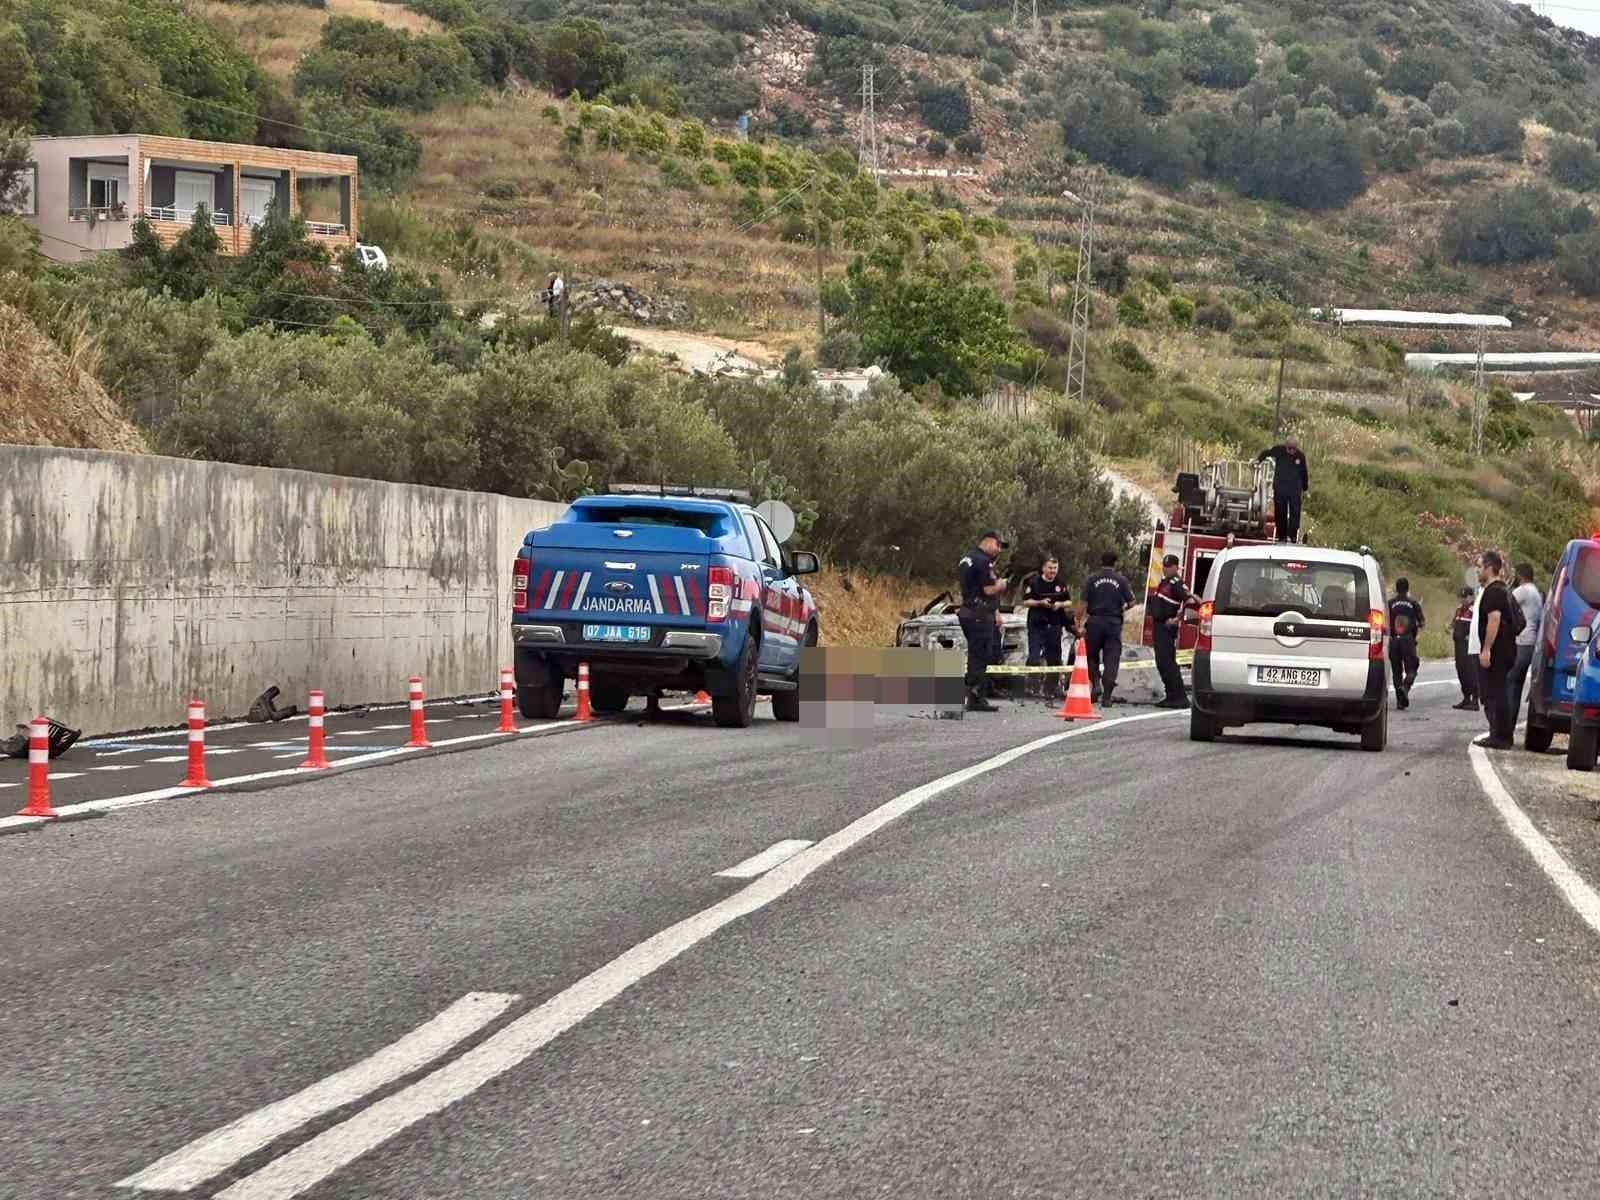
[[3, 0, 1600, 626]]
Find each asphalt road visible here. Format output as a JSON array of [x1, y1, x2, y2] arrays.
[[8, 666, 1600, 1199]]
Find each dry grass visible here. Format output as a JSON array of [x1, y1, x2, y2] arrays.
[[808, 565, 936, 647], [198, 0, 442, 77], [0, 300, 146, 454], [400, 92, 824, 339]]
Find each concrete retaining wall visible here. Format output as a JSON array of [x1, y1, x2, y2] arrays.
[[0, 446, 566, 734]]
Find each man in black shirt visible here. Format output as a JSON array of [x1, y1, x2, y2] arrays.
[[1387, 577, 1425, 710], [1256, 436, 1310, 543], [957, 532, 1009, 713], [1476, 550, 1518, 749], [1081, 551, 1137, 706], [1149, 554, 1195, 708], [1451, 587, 1479, 711], [1021, 556, 1072, 701]]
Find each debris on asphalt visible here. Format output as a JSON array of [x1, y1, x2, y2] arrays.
[[2, 717, 80, 759], [247, 686, 299, 723]]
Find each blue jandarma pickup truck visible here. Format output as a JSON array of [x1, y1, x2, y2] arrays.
[[511, 487, 821, 728]]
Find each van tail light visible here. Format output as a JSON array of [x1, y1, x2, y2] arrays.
[[1368, 608, 1386, 660], [512, 560, 530, 613], [1196, 601, 1214, 653], [707, 566, 733, 623]]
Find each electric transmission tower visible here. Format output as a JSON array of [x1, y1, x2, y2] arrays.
[[1064, 175, 1097, 410], [858, 64, 879, 179]]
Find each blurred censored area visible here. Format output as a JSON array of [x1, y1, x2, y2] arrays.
[[798, 648, 965, 742]]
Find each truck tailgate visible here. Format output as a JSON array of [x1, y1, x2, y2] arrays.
[[527, 526, 711, 624]]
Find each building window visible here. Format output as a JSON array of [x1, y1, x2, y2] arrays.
[[89, 176, 121, 211], [2, 164, 35, 216]]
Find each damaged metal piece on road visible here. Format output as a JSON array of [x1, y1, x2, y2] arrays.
[[1, 718, 80, 760], [247, 686, 300, 723]]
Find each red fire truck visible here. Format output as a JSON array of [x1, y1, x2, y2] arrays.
[[1139, 459, 1279, 651]]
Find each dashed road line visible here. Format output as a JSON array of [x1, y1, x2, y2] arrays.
[[117, 992, 520, 1193], [208, 710, 1184, 1200]]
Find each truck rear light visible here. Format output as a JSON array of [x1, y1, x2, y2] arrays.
[[512, 561, 530, 613], [707, 566, 733, 622], [1583, 706, 1600, 722], [1196, 601, 1214, 652], [1368, 608, 1385, 660]]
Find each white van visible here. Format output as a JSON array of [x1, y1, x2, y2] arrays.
[[1190, 545, 1389, 751]]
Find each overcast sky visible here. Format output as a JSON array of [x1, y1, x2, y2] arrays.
[[1517, 1, 1600, 36]]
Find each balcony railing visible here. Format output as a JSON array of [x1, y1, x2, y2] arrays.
[[144, 205, 231, 227], [68, 205, 130, 222], [305, 220, 349, 237]]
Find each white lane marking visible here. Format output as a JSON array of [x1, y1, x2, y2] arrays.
[[0, 782, 19, 790], [143, 756, 189, 764], [715, 839, 815, 879], [48, 772, 84, 780], [216, 710, 1184, 1200], [371, 724, 408, 731], [90, 766, 141, 772], [47, 717, 592, 821], [1470, 743, 1600, 934], [77, 695, 500, 748], [117, 992, 520, 1193], [332, 731, 371, 738]]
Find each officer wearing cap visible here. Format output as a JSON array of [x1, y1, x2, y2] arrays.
[[1081, 551, 1137, 705], [1149, 554, 1196, 709], [1387, 577, 1425, 710], [957, 531, 1009, 712]]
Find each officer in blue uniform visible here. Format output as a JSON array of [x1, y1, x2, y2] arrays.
[[1387, 577, 1425, 710], [957, 532, 1009, 713], [1082, 551, 1137, 705], [1149, 554, 1196, 709]]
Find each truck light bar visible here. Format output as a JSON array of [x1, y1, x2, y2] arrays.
[[607, 483, 753, 501]]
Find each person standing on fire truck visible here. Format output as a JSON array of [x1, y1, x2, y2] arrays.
[[1082, 551, 1137, 706], [1256, 436, 1310, 543], [1149, 554, 1196, 709], [1387, 577, 1424, 710]]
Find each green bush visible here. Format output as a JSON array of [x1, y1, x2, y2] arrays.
[[1116, 292, 1148, 327], [1549, 136, 1600, 192], [1557, 228, 1600, 296], [1195, 302, 1234, 332], [1110, 338, 1154, 375], [1441, 185, 1565, 265], [696, 161, 723, 187], [953, 131, 984, 157], [927, 134, 948, 157], [917, 81, 973, 136], [542, 18, 628, 99], [1457, 96, 1524, 157], [817, 328, 863, 368], [294, 17, 475, 111], [1168, 294, 1195, 326]]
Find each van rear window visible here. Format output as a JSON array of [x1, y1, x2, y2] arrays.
[[569, 505, 725, 535], [1573, 546, 1600, 609], [1215, 559, 1370, 620]]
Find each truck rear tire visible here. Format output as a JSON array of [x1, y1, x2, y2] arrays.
[[1568, 722, 1598, 772], [518, 680, 562, 720], [714, 635, 758, 728], [589, 685, 628, 714]]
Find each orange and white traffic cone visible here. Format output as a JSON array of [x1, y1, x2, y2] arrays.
[[496, 667, 517, 734], [16, 717, 56, 819], [301, 689, 331, 769], [1057, 653, 1100, 722], [575, 662, 592, 723], [407, 675, 431, 748], [180, 699, 213, 787]]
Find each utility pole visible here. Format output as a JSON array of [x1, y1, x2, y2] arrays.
[[1032, 0, 1040, 39], [858, 64, 879, 180], [1470, 324, 1487, 456], [814, 211, 826, 340], [1273, 346, 1288, 437], [1064, 175, 1097, 409]]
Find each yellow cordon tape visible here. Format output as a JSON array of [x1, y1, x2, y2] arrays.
[[987, 652, 1193, 676]]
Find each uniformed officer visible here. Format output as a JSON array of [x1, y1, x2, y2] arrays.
[[1021, 556, 1072, 701], [957, 532, 1009, 713], [1451, 586, 1479, 711], [1081, 551, 1137, 706], [1149, 554, 1196, 709], [1387, 576, 1425, 710]]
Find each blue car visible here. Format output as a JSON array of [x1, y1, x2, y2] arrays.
[[1526, 537, 1600, 755], [1566, 612, 1600, 770]]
